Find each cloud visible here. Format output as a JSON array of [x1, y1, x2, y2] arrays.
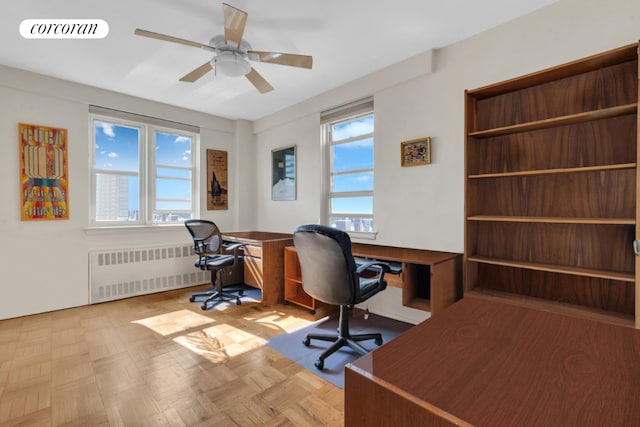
[[97, 122, 115, 138], [107, 152, 119, 158], [332, 116, 374, 141], [175, 136, 190, 143]]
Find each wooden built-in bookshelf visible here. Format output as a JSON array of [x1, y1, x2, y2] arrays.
[[464, 43, 640, 328]]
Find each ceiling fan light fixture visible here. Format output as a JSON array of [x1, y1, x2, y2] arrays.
[[214, 51, 251, 77]]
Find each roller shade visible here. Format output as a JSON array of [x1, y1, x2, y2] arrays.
[[320, 97, 373, 124], [89, 105, 200, 134]]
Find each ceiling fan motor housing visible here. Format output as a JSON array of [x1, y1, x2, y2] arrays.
[[209, 34, 252, 76], [213, 51, 251, 76]]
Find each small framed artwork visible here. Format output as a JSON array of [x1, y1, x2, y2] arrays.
[[271, 145, 296, 201], [400, 137, 431, 167]]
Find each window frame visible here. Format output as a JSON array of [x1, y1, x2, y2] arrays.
[[89, 113, 198, 227], [322, 102, 376, 238]]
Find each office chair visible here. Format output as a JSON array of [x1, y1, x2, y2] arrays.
[[293, 224, 389, 370], [184, 219, 245, 310]]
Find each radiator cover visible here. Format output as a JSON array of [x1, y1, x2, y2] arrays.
[[88, 244, 206, 303]]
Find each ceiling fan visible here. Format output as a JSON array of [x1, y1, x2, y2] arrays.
[[134, 3, 313, 94]]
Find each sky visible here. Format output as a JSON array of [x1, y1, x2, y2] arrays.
[[94, 121, 192, 211], [330, 114, 374, 215]]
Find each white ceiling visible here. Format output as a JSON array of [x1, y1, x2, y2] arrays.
[[2, 0, 556, 121]]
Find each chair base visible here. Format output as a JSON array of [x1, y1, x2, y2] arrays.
[[190, 288, 243, 310], [302, 305, 383, 370]]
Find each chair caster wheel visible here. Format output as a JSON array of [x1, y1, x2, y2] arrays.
[[200, 304, 208, 310], [375, 337, 383, 346], [236, 299, 241, 305], [303, 337, 310, 346], [310, 310, 316, 315], [314, 359, 324, 370], [189, 296, 196, 302]]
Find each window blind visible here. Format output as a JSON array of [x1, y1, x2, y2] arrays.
[[320, 97, 374, 124], [89, 105, 200, 134]]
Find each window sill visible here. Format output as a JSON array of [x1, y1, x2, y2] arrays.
[[84, 223, 185, 236]]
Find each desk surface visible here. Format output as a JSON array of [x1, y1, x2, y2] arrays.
[[222, 231, 292, 244], [351, 242, 459, 265], [347, 297, 640, 426]]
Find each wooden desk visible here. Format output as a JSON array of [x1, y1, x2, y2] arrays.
[[350, 243, 462, 314], [345, 297, 640, 426], [283, 244, 462, 315], [222, 231, 293, 306]]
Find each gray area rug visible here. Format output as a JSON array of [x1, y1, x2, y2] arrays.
[[268, 310, 413, 388]]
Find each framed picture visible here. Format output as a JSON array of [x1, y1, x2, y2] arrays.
[[206, 149, 228, 210], [400, 137, 431, 167], [19, 123, 69, 220], [271, 145, 296, 201]]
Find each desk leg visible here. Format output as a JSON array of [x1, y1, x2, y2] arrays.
[[430, 257, 462, 315]]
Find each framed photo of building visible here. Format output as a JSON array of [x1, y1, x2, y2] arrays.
[[206, 149, 228, 210], [401, 137, 431, 167], [19, 123, 69, 220], [271, 145, 296, 201]]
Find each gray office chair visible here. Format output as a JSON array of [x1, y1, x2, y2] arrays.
[[184, 219, 245, 310], [293, 224, 389, 370]]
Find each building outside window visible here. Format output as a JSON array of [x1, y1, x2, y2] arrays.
[[322, 98, 375, 235], [89, 107, 198, 226]]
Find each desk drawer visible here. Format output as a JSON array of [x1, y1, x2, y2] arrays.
[[244, 256, 263, 288], [243, 245, 263, 259]]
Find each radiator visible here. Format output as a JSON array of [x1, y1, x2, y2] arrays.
[[88, 243, 207, 304]]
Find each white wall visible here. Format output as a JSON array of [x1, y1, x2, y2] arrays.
[[253, 0, 640, 324], [0, 66, 245, 320]]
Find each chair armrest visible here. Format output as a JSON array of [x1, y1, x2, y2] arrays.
[[223, 243, 245, 266], [224, 242, 245, 252], [193, 237, 207, 255], [356, 261, 390, 282]]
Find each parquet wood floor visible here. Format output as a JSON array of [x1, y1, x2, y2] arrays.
[[0, 286, 344, 426]]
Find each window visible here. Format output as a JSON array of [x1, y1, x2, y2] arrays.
[[322, 99, 375, 234], [90, 107, 198, 226]]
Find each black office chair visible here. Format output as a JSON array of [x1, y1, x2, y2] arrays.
[[293, 224, 389, 370], [184, 219, 245, 310]]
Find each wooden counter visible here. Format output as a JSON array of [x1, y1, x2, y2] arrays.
[[345, 296, 640, 426]]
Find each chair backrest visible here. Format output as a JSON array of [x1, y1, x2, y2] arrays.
[[184, 219, 223, 255], [293, 224, 358, 306]]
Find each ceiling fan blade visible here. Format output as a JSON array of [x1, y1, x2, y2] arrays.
[[222, 3, 248, 48], [248, 51, 313, 69], [134, 28, 215, 52], [245, 68, 274, 94], [179, 61, 214, 82]]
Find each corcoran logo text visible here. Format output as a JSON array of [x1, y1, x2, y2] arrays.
[[19, 19, 109, 39]]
